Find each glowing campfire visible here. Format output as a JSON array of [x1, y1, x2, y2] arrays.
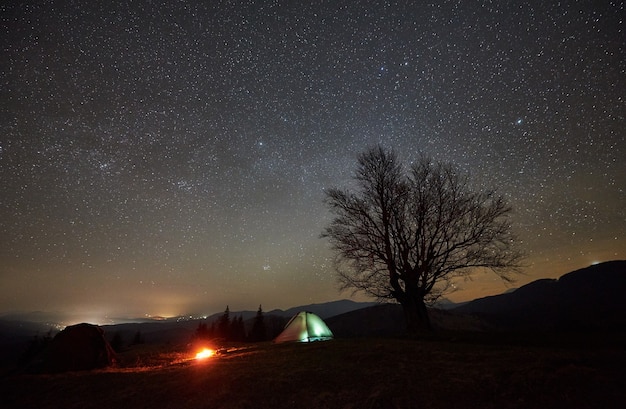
[[195, 348, 215, 360]]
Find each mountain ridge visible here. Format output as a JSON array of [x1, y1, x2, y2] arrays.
[[3, 261, 624, 351], [453, 260, 626, 330]]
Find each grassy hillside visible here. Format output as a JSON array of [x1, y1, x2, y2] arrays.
[[2, 334, 625, 409]]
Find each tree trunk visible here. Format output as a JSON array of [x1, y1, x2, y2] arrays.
[[400, 294, 432, 334]]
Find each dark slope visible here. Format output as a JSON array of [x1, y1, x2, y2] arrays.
[[454, 260, 626, 330], [326, 303, 405, 337]]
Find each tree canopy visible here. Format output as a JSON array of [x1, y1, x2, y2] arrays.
[[323, 146, 524, 331]]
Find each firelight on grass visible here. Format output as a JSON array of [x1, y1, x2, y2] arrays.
[[195, 348, 215, 360]]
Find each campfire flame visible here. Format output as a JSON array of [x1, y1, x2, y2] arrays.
[[195, 348, 215, 360]]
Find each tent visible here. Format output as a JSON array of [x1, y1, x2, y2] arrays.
[[41, 323, 116, 373], [274, 311, 334, 343]]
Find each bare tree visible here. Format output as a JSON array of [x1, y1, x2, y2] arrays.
[[322, 146, 524, 332]]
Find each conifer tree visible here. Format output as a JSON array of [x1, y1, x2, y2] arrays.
[[250, 304, 267, 342], [195, 322, 210, 340], [209, 321, 217, 338], [217, 305, 230, 339], [230, 315, 246, 342]]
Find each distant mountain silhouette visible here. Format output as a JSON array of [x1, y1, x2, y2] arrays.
[[4, 261, 624, 363], [0, 299, 380, 362], [95, 299, 378, 344], [267, 299, 378, 319], [453, 260, 626, 331], [186, 299, 378, 324]]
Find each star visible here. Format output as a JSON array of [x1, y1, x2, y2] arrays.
[[0, 0, 622, 320]]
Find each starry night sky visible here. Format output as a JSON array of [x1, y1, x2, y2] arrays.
[[1, 1, 624, 323]]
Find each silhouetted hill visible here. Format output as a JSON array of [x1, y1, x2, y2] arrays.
[[0, 319, 64, 368], [454, 260, 626, 331], [326, 303, 489, 337], [95, 299, 378, 345], [326, 304, 405, 337], [268, 299, 378, 319], [188, 299, 377, 324], [329, 261, 626, 337]]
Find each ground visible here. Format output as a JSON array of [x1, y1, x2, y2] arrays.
[[1, 334, 625, 409]]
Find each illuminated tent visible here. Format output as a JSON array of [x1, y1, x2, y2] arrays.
[[273, 311, 334, 343]]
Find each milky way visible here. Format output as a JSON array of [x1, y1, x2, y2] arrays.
[[1, 1, 624, 322]]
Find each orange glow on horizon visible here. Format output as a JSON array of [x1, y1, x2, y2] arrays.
[[195, 348, 215, 360]]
